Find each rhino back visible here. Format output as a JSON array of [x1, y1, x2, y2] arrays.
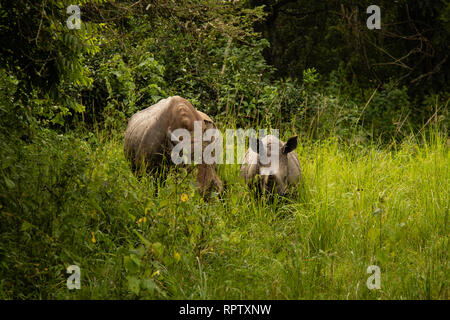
[[124, 98, 172, 167], [124, 96, 207, 168]]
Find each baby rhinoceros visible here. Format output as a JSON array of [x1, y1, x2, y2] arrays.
[[240, 135, 301, 196]]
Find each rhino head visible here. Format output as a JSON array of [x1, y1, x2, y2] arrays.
[[242, 135, 300, 196]]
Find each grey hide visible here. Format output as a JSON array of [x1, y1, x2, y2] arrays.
[[123, 96, 222, 194], [240, 135, 301, 195]]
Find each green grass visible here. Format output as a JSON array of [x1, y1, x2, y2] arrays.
[[0, 128, 448, 299]]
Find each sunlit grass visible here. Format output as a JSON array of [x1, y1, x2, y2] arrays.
[[0, 128, 447, 299]]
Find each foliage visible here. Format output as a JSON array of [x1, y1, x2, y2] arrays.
[[249, 0, 450, 96], [0, 1, 110, 127], [0, 128, 447, 299], [0, 0, 448, 300]]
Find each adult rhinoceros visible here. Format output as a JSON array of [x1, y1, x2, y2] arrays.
[[124, 96, 223, 194]]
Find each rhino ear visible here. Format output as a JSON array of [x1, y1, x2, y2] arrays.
[[250, 137, 263, 154], [202, 118, 214, 129], [282, 136, 298, 154]]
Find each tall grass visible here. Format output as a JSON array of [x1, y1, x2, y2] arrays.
[[0, 125, 447, 299]]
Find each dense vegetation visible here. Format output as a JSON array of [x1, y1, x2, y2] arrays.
[[0, 0, 448, 299]]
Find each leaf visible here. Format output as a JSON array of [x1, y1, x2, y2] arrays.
[[151, 242, 164, 257], [20, 221, 32, 232], [142, 278, 165, 297], [4, 177, 15, 189], [158, 199, 169, 209], [141, 278, 157, 293], [173, 251, 181, 263], [127, 276, 140, 296], [123, 255, 140, 273], [133, 230, 151, 248]]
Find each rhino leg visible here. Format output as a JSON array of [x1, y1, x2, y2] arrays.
[[197, 163, 223, 196]]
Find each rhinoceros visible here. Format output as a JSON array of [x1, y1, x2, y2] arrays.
[[240, 135, 301, 195], [123, 96, 223, 194]]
